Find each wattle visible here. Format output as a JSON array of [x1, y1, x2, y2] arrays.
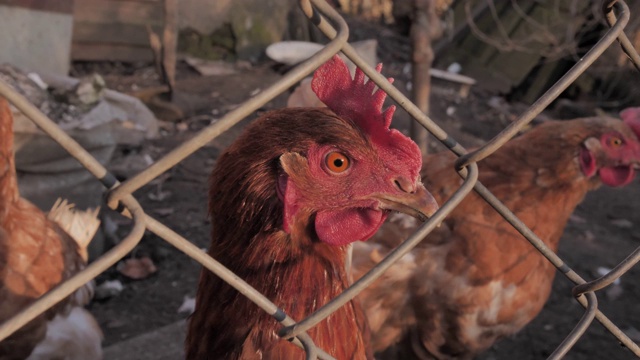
[[599, 166, 635, 187], [315, 208, 388, 246]]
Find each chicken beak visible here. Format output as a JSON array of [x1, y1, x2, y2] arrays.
[[373, 184, 439, 222]]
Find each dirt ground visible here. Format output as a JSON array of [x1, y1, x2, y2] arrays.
[[68, 18, 640, 360]]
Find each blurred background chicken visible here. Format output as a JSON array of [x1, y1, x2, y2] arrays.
[[352, 114, 640, 359], [185, 55, 439, 359], [0, 97, 103, 359]]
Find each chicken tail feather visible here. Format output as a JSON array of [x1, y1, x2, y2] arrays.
[[48, 198, 101, 262]]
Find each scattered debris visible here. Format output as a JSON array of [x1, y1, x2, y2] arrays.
[[177, 295, 196, 315], [54, 73, 107, 110], [596, 267, 621, 285], [153, 208, 175, 217], [184, 56, 241, 76], [624, 327, 640, 343], [148, 174, 172, 202], [27, 72, 48, 90], [176, 122, 189, 132], [447, 62, 462, 74], [2, 64, 158, 138], [117, 257, 158, 280], [148, 189, 172, 202], [429, 68, 476, 98], [268, 40, 378, 75], [609, 218, 633, 229], [109, 153, 155, 180], [579, 230, 596, 243], [0, 64, 50, 113], [606, 283, 624, 301], [569, 214, 587, 224], [265, 41, 324, 66], [446, 106, 456, 116], [595, 266, 625, 300], [95, 280, 125, 300], [488, 96, 509, 111]]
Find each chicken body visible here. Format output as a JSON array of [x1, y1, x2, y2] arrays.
[[0, 98, 102, 359], [185, 56, 439, 359], [353, 116, 640, 359]]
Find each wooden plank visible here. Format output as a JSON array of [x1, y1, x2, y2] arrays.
[[163, 0, 178, 95], [0, 0, 72, 13], [74, 0, 163, 26], [73, 22, 162, 46], [71, 43, 154, 62]]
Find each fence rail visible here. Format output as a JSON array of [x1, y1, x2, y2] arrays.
[[0, 0, 639, 359]]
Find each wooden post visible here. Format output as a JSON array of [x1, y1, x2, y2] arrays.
[[410, 0, 434, 157], [410, 0, 450, 157], [163, 0, 178, 98]]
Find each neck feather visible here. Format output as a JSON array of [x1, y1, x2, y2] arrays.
[[0, 98, 18, 207]]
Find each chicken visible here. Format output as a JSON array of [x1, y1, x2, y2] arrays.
[[184, 55, 439, 359], [352, 114, 640, 359], [0, 97, 103, 359]]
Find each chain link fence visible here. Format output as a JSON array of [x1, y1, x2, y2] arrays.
[[0, 0, 639, 359]]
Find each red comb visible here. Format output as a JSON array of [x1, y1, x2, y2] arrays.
[[311, 55, 422, 177], [620, 107, 640, 139], [312, 55, 396, 132]]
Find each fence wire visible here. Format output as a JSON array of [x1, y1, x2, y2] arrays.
[[0, 0, 638, 359]]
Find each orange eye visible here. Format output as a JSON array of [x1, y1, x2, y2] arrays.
[[325, 151, 350, 173], [608, 137, 623, 147]]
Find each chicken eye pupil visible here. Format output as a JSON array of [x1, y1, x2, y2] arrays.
[[609, 137, 622, 147], [325, 151, 350, 173]]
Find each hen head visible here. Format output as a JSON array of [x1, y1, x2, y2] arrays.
[[578, 110, 640, 187], [210, 55, 437, 252], [277, 56, 438, 246]]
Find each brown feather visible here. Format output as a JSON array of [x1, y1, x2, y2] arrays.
[[354, 116, 640, 359], [0, 97, 101, 359], [186, 108, 373, 360]]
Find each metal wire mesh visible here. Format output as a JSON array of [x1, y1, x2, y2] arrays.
[[0, 0, 639, 359]]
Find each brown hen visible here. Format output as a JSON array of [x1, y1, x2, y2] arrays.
[[185, 55, 439, 359], [0, 97, 102, 359], [353, 115, 640, 359]]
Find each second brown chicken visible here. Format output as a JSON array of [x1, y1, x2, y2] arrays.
[[352, 113, 640, 359]]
